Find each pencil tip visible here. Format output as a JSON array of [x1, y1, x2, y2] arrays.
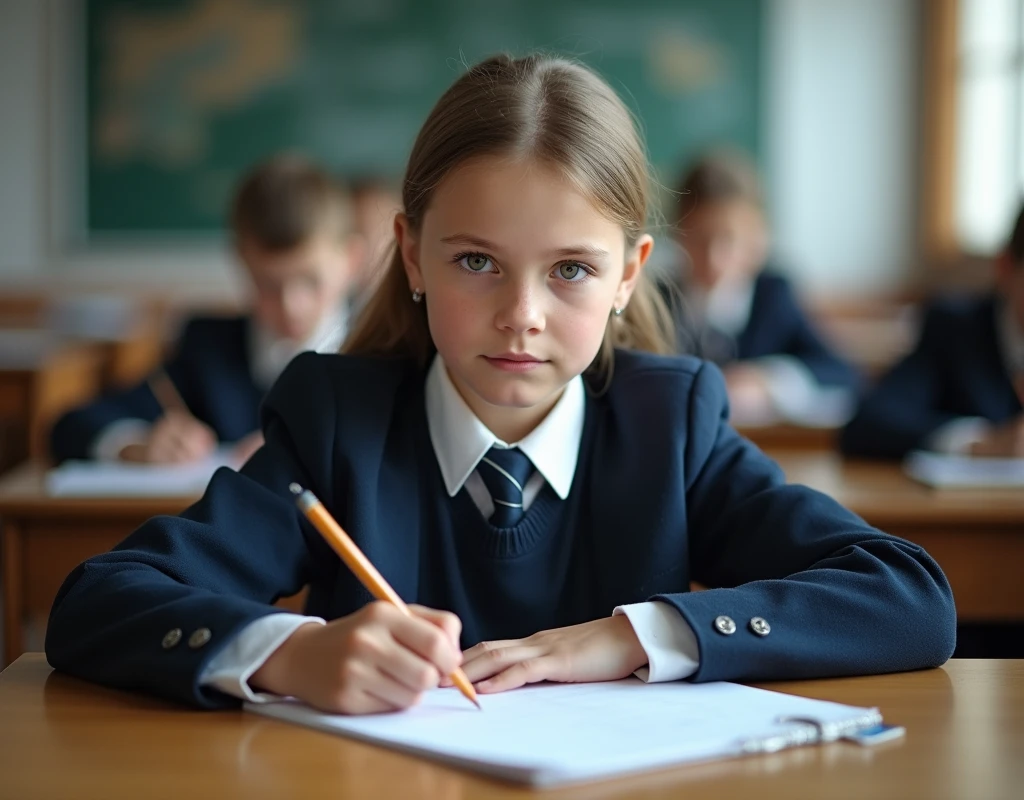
[[288, 483, 303, 495]]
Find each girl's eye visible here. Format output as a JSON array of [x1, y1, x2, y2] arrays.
[[461, 254, 493, 272], [557, 262, 587, 281]]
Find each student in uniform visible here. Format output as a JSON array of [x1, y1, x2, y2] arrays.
[[667, 151, 860, 424], [49, 155, 359, 465], [45, 55, 955, 713], [840, 204, 1024, 460]]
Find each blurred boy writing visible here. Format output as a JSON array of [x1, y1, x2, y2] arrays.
[[50, 155, 359, 465]]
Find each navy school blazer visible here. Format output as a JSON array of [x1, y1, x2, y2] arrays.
[[49, 316, 266, 462], [45, 350, 955, 708], [840, 294, 1022, 459], [664, 270, 861, 392]]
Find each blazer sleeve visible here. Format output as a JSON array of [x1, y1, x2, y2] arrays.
[[772, 279, 861, 392], [48, 318, 210, 463], [652, 362, 955, 683], [839, 305, 957, 459], [44, 354, 340, 708]]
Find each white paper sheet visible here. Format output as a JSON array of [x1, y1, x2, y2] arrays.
[[45, 449, 236, 497], [247, 679, 880, 787], [904, 450, 1024, 489]]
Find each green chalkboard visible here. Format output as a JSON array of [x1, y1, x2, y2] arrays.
[[86, 0, 761, 234]]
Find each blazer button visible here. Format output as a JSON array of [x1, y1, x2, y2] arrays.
[[162, 628, 182, 649], [749, 617, 771, 637], [714, 615, 736, 635], [188, 628, 213, 649]]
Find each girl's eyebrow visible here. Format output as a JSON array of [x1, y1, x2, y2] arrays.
[[439, 233, 610, 259]]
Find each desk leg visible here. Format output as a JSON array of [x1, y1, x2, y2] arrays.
[[2, 519, 24, 666]]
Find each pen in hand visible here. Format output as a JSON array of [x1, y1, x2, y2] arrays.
[[289, 483, 481, 710]]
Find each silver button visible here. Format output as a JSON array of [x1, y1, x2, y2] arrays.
[[188, 628, 212, 649], [714, 615, 736, 635], [162, 628, 182, 649], [749, 617, 771, 637]]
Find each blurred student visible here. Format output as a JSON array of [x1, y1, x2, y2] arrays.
[[668, 151, 860, 424], [50, 155, 359, 465], [349, 176, 401, 305], [841, 205, 1024, 460]]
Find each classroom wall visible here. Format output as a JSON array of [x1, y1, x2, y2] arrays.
[[766, 0, 922, 296], [0, 0, 923, 298], [0, 0, 46, 276]]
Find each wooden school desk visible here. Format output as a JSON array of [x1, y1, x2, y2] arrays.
[[736, 422, 837, 451], [1, 656, 1020, 800], [0, 462, 308, 667], [772, 450, 1024, 623], [0, 462, 196, 666], [0, 332, 104, 472]]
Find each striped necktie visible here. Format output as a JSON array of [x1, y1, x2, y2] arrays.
[[477, 446, 534, 527]]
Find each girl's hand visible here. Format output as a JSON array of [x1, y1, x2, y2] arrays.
[[969, 416, 1024, 458], [120, 411, 217, 464], [250, 602, 463, 714], [450, 616, 647, 694]]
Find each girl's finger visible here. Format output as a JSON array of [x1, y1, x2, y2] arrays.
[[408, 605, 463, 648], [476, 658, 552, 694], [459, 645, 543, 683], [374, 636, 443, 694], [361, 666, 424, 711]]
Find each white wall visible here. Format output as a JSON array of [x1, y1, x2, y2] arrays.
[[0, 0, 45, 275], [765, 0, 922, 296]]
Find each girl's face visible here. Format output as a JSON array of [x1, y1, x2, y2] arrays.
[[397, 156, 651, 442]]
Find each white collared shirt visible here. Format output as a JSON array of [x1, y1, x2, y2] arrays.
[[199, 355, 699, 701], [425, 354, 581, 517], [248, 308, 348, 391]]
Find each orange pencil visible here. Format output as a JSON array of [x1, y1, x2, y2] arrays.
[[289, 483, 481, 710], [148, 370, 190, 416]]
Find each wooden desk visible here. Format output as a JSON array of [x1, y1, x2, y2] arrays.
[[1, 656, 1020, 799], [0, 332, 104, 470], [773, 450, 1024, 622], [0, 462, 196, 666], [737, 423, 837, 451], [0, 463, 311, 666]]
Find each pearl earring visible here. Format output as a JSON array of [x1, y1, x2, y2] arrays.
[[411, 289, 423, 303], [613, 305, 624, 317]]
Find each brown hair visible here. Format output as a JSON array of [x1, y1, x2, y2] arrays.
[[343, 54, 674, 380], [675, 149, 763, 224], [231, 154, 352, 251]]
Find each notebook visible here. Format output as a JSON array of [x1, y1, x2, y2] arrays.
[[246, 678, 882, 787], [904, 450, 1024, 489], [45, 449, 237, 497]]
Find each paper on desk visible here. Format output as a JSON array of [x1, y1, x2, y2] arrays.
[[904, 450, 1024, 489], [247, 679, 880, 787], [45, 449, 236, 497]]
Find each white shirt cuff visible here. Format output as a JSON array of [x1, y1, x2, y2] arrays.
[[91, 419, 153, 461], [755, 355, 853, 425], [613, 601, 700, 682], [926, 417, 993, 455], [199, 613, 325, 702]]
